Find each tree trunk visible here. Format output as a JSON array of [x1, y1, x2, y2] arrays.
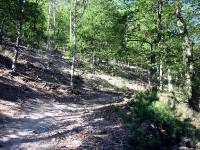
[[70, 9, 72, 43], [176, 1, 195, 108], [148, 67, 151, 86], [12, 31, 20, 72], [159, 60, 163, 91], [53, 5, 56, 49], [70, 0, 77, 88], [150, 0, 163, 86], [168, 68, 173, 92], [0, 17, 5, 44], [47, 0, 51, 51], [150, 44, 157, 85], [92, 49, 95, 74], [12, 0, 25, 72]]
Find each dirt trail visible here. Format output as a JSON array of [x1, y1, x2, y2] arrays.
[[0, 47, 131, 150], [0, 94, 126, 150]]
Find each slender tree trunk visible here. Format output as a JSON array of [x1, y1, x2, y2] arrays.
[[0, 17, 5, 44], [70, 0, 77, 88], [159, 60, 163, 91], [92, 49, 95, 74], [70, 9, 72, 43], [47, 0, 51, 51], [150, 44, 157, 85], [167, 68, 175, 108], [148, 66, 151, 86], [176, 1, 195, 107], [53, 5, 56, 49], [12, 31, 20, 72], [150, 0, 163, 86], [168, 68, 173, 92], [12, 0, 25, 72]]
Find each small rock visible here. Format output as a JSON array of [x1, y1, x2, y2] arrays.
[[51, 138, 55, 142], [179, 138, 193, 148], [32, 130, 39, 134], [9, 70, 19, 76], [50, 84, 59, 90], [22, 78, 29, 83], [178, 146, 194, 150], [195, 142, 200, 149], [33, 62, 46, 70]]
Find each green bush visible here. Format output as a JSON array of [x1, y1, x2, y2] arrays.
[[128, 88, 195, 149]]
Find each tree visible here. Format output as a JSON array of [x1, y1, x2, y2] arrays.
[[12, 0, 26, 72], [78, 0, 124, 71], [175, 0, 200, 110]]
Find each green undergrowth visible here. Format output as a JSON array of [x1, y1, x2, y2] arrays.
[[112, 88, 198, 150]]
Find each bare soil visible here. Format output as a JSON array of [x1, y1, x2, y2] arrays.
[[0, 46, 131, 150]]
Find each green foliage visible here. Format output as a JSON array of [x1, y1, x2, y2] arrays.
[[0, 0, 46, 46], [112, 105, 127, 120], [128, 89, 196, 149], [78, 0, 125, 60], [49, 2, 69, 49], [0, 0, 199, 110]]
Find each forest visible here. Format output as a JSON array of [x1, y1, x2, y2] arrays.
[[0, 0, 200, 149]]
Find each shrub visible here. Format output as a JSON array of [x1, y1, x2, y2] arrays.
[[128, 88, 195, 149]]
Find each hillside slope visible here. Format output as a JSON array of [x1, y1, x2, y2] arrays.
[[0, 45, 141, 150]]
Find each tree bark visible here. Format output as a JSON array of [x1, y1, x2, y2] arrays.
[[148, 67, 151, 86], [168, 68, 173, 92], [150, 44, 157, 85], [47, 0, 51, 51], [53, 3, 56, 49], [92, 49, 95, 74], [159, 60, 163, 91], [150, 0, 163, 86], [70, 9, 72, 43], [176, 1, 195, 108], [0, 17, 5, 44], [12, 0, 25, 72], [70, 0, 77, 88]]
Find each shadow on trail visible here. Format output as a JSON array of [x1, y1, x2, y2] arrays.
[[0, 113, 80, 148], [0, 76, 48, 102], [0, 50, 128, 149], [77, 102, 128, 150]]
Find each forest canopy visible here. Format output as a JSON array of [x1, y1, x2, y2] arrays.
[[0, 0, 200, 149]]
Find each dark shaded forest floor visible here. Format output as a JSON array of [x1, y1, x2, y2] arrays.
[[0, 45, 139, 150]]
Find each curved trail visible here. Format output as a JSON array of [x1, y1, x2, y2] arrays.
[[0, 48, 142, 150], [0, 93, 127, 150]]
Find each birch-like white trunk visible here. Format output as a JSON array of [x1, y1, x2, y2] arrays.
[[47, 1, 51, 51], [12, 0, 25, 72], [53, 6, 56, 49], [148, 67, 151, 86], [159, 60, 163, 91], [70, 0, 77, 88], [70, 10, 72, 42], [168, 68, 173, 92], [92, 50, 95, 74], [12, 31, 20, 72]]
